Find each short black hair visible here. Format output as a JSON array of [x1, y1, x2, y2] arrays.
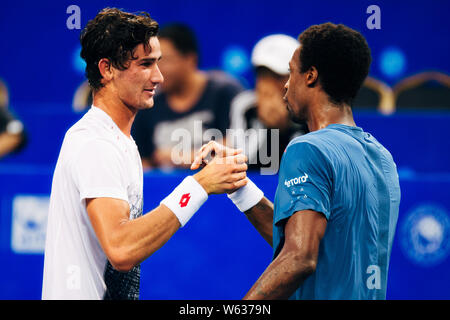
[[80, 8, 159, 90], [158, 23, 199, 56], [298, 22, 371, 105]]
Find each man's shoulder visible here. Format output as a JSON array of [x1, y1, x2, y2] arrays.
[[290, 125, 363, 148], [287, 128, 336, 150], [205, 71, 244, 104], [63, 113, 119, 156], [207, 70, 244, 92], [284, 128, 349, 168], [67, 114, 102, 139]]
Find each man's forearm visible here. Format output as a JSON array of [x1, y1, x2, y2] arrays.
[[244, 210, 325, 300], [126, 205, 181, 255], [86, 196, 182, 272], [244, 197, 274, 246]]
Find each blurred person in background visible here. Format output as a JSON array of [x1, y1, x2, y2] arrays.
[[42, 8, 248, 300], [228, 35, 308, 174], [132, 23, 243, 170], [0, 78, 26, 159], [193, 23, 400, 300]]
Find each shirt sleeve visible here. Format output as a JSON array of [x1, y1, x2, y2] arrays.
[[72, 139, 129, 204], [274, 141, 333, 227]]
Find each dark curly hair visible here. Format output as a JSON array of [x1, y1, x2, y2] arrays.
[[80, 8, 159, 90], [298, 23, 371, 105]]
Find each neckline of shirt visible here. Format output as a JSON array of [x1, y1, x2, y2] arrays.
[[326, 123, 363, 132]]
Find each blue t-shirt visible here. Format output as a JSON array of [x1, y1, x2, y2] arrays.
[[273, 124, 401, 300]]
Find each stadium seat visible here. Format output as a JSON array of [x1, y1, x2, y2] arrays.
[[394, 71, 450, 110], [352, 76, 395, 115]]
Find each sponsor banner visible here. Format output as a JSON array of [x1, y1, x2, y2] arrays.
[[400, 203, 450, 267], [11, 195, 49, 254]]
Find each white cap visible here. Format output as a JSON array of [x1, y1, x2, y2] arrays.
[[251, 34, 299, 76]]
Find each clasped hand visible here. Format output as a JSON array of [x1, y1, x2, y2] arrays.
[[191, 141, 248, 195]]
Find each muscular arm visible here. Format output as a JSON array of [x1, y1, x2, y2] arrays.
[[86, 197, 180, 272], [243, 197, 274, 246], [86, 154, 248, 272], [244, 209, 327, 300]]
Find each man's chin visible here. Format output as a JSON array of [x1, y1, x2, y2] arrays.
[[286, 105, 297, 121], [287, 108, 306, 125], [139, 99, 155, 110]]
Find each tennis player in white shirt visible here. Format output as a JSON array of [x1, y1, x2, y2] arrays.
[[42, 8, 250, 300]]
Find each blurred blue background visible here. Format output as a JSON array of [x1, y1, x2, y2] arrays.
[[0, 0, 449, 299]]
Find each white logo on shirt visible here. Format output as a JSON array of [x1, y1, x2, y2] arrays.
[[284, 173, 309, 188]]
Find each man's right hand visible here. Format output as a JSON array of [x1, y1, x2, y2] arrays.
[[190, 141, 243, 170], [193, 153, 248, 195]]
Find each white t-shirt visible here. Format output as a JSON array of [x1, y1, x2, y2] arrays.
[[42, 106, 143, 300]]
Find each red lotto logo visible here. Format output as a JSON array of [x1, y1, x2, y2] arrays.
[[179, 193, 191, 208]]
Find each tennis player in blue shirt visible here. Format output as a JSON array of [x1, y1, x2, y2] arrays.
[[192, 22, 400, 300]]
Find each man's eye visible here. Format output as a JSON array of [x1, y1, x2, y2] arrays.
[[141, 61, 155, 67]]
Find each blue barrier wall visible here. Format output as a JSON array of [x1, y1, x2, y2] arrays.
[[1, 111, 450, 299], [1, 170, 450, 299], [0, 0, 449, 300]]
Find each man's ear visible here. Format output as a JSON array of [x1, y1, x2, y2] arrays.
[[306, 66, 319, 87], [98, 58, 114, 85]]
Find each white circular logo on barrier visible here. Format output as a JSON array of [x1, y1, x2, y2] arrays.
[[400, 204, 450, 267]]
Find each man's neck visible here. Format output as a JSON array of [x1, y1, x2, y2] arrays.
[[306, 94, 356, 132], [92, 90, 136, 138]]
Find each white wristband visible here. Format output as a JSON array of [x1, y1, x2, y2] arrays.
[[161, 176, 208, 227], [227, 178, 264, 212]]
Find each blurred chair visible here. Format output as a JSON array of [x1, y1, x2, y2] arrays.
[[393, 71, 450, 110], [72, 80, 92, 112], [352, 76, 395, 115]]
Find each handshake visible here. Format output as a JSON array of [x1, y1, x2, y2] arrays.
[[161, 140, 264, 228], [190, 141, 250, 195]]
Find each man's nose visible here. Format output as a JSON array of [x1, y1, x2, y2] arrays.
[[152, 64, 164, 84]]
